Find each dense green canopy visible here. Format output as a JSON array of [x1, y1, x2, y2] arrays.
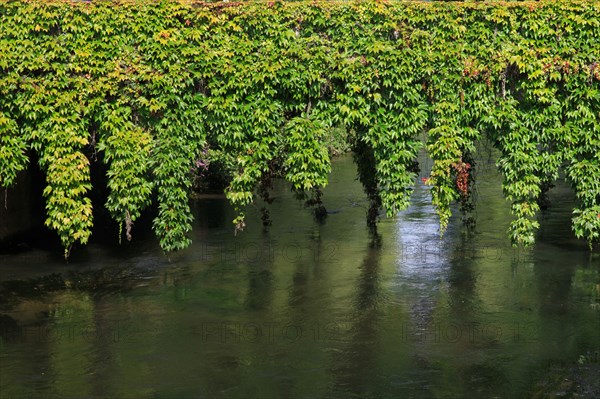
[[0, 0, 598, 257]]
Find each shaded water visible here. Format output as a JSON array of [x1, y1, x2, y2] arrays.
[[0, 153, 599, 399]]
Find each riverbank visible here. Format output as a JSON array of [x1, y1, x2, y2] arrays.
[[532, 353, 600, 398]]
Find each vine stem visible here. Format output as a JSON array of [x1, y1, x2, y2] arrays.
[[305, 99, 312, 119], [501, 65, 507, 99]]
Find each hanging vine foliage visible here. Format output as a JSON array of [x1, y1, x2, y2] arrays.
[[0, 0, 598, 256]]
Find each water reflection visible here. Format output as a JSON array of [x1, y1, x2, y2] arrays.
[[245, 269, 274, 311], [88, 299, 117, 399], [0, 154, 598, 398], [244, 233, 275, 312], [447, 235, 481, 323], [534, 254, 576, 317], [331, 231, 382, 398]]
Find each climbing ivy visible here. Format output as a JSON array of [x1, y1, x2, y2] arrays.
[[0, 112, 27, 189], [97, 103, 153, 244], [0, 0, 598, 256]]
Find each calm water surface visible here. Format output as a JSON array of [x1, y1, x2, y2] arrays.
[[0, 153, 599, 398]]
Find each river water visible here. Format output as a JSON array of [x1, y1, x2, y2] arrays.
[[0, 153, 598, 398]]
